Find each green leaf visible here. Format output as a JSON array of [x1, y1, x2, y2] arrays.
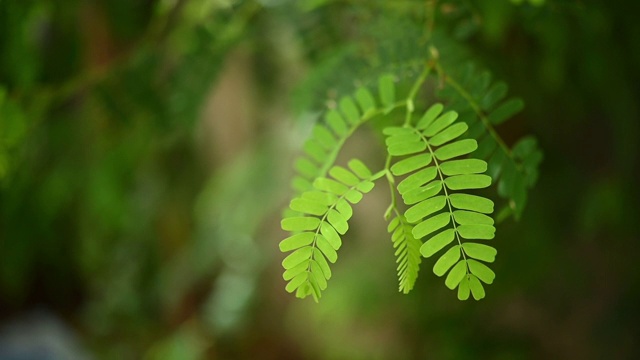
[[329, 166, 360, 186], [296, 283, 313, 300], [313, 178, 349, 195], [355, 87, 376, 114], [416, 103, 444, 130], [356, 181, 375, 193], [321, 221, 342, 250], [327, 209, 348, 235], [444, 174, 492, 190], [457, 225, 496, 240], [316, 235, 338, 263], [457, 275, 471, 300], [390, 154, 432, 176], [385, 133, 421, 146], [433, 245, 461, 276], [397, 166, 437, 194], [434, 139, 478, 161], [310, 260, 328, 289], [405, 195, 447, 223], [467, 259, 495, 284], [292, 177, 312, 192], [481, 82, 508, 111], [470, 71, 491, 97], [462, 243, 497, 262], [511, 176, 528, 218], [286, 272, 309, 293], [512, 136, 538, 158], [312, 125, 337, 149], [348, 159, 372, 179], [295, 158, 319, 178], [283, 260, 309, 280], [497, 159, 517, 198], [339, 96, 361, 124], [488, 98, 524, 125], [290, 198, 328, 216], [387, 217, 400, 233], [402, 180, 442, 205], [474, 136, 497, 159], [383, 126, 414, 136], [413, 212, 451, 239], [282, 246, 313, 269], [428, 122, 468, 146], [281, 217, 321, 231], [379, 74, 396, 109], [388, 215, 422, 294], [388, 141, 427, 156], [420, 228, 455, 258], [325, 110, 347, 136], [440, 159, 487, 176], [344, 189, 363, 204], [487, 150, 506, 181], [466, 119, 485, 140], [303, 139, 328, 163], [424, 111, 458, 137], [335, 198, 353, 220], [468, 275, 486, 300], [313, 248, 332, 279], [302, 191, 337, 206], [449, 194, 494, 214], [452, 210, 494, 225], [445, 260, 468, 289], [280, 232, 315, 252]]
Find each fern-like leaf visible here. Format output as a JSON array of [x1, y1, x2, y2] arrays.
[[385, 103, 497, 300], [291, 77, 402, 197], [280, 159, 381, 301], [437, 63, 543, 219], [387, 214, 422, 294]]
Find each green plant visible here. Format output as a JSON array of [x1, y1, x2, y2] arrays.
[[279, 40, 542, 301]]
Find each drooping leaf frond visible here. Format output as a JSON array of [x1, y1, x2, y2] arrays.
[[385, 103, 498, 300], [436, 63, 543, 219], [291, 77, 402, 196], [281, 159, 383, 301], [387, 214, 422, 294]]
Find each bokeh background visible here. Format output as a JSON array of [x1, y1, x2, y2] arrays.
[[1, 0, 639, 359]]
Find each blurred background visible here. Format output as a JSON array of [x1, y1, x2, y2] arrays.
[[1, 0, 639, 359]]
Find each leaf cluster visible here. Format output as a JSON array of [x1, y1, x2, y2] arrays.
[[281, 159, 378, 301], [280, 59, 541, 301], [384, 103, 497, 299], [437, 63, 543, 219]]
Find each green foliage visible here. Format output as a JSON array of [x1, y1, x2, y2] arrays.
[[281, 58, 540, 300], [281, 159, 381, 301], [0, 87, 27, 180], [387, 214, 422, 294], [436, 63, 543, 220], [384, 103, 497, 299], [2, 0, 638, 357]]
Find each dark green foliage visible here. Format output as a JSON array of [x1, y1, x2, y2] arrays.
[[436, 63, 543, 219]]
